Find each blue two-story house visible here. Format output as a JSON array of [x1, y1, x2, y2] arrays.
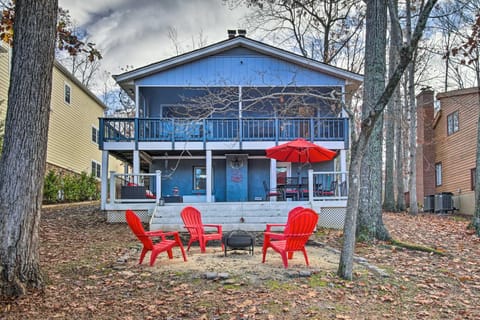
[[99, 31, 362, 229]]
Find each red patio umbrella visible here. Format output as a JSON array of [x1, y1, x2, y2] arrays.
[[265, 138, 337, 163]]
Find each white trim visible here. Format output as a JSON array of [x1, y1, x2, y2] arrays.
[[91, 125, 99, 145], [91, 159, 101, 178], [114, 37, 363, 84], [100, 152, 109, 210], [64, 82, 72, 105], [206, 150, 212, 202]]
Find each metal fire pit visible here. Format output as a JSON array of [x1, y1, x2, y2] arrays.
[[222, 230, 255, 256]]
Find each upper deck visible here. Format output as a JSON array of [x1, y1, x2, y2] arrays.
[[99, 116, 349, 152]]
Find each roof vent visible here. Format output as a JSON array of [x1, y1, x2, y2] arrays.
[[227, 30, 237, 39], [237, 29, 247, 37]]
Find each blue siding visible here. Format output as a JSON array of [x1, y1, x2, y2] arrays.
[[150, 158, 335, 202], [150, 159, 227, 202], [137, 48, 345, 87], [248, 159, 270, 200]]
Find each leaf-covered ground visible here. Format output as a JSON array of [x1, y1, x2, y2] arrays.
[[0, 204, 479, 319]]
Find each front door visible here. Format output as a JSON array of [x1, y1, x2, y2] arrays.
[[226, 154, 248, 201]]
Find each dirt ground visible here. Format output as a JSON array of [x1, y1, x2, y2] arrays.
[[1, 203, 479, 319], [127, 238, 344, 283]]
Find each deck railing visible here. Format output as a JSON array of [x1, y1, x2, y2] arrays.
[[307, 170, 348, 202], [99, 117, 348, 147], [109, 171, 162, 204]]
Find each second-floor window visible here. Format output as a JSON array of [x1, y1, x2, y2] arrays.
[[435, 162, 442, 186], [91, 126, 99, 144], [91, 160, 101, 178], [64, 83, 71, 104], [447, 110, 459, 135]]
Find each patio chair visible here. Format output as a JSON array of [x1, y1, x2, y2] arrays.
[[316, 180, 337, 197], [180, 206, 224, 253], [263, 180, 284, 201], [264, 206, 304, 235], [262, 208, 319, 268], [284, 177, 300, 200], [125, 210, 187, 266]]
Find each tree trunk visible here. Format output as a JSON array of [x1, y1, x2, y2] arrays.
[[394, 85, 406, 211], [338, 135, 366, 280], [338, 0, 438, 280], [475, 103, 480, 235], [356, 0, 390, 242], [473, 69, 480, 235], [383, 0, 400, 212], [0, 0, 58, 297], [406, 0, 418, 215]]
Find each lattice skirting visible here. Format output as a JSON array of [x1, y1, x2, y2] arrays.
[[107, 210, 151, 223], [318, 207, 346, 229]]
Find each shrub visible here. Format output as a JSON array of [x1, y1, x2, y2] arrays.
[[43, 170, 100, 204], [43, 170, 60, 203]]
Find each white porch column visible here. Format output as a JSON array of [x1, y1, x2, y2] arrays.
[[155, 170, 162, 205], [109, 171, 116, 204], [100, 150, 109, 210], [135, 85, 140, 118], [206, 150, 213, 202], [340, 150, 347, 173], [269, 158, 277, 201], [133, 150, 140, 181], [269, 158, 277, 188]]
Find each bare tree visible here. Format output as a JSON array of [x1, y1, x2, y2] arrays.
[[0, 99, 4, 155], [338, 0, 438, 280], [430, 0, 480, 90], [383, 0, 400, 212], [230, 0, 365, 67], [405, 0, 419, 214], [54, 7, 102, 89], [356, 0, 390, 242], [0, 0, 57, 297], [166, 26, 208, 56], [99, 66, 135, 114], [0, 0, 101, 297]]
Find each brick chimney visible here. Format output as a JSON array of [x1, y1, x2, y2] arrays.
[[416, 88, 436, 206], [227, 30, 236, 39]]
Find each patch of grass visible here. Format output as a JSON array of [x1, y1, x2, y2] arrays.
[[308, 274, 330, 287], [390, 239, 447, 256], [452, 215, 468, 222], [265, 279, 295, 291]]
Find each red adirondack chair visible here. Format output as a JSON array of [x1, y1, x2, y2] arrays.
[[264, 206, 304, 235], [125, 210, 187, 266], [262, 208, 319, 268], [180, 206, 223, 253]]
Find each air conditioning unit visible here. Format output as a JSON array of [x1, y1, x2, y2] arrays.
[[434, 192, 454, 214], [423, 195, 435, 213]]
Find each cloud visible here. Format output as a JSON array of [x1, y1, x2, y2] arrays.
[[59, 0, 250, 74]]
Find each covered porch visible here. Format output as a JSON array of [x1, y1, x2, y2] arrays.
[[102, 170, 348, 231]]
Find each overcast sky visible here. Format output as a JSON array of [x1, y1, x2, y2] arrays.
[[59, 0, 250, 75]]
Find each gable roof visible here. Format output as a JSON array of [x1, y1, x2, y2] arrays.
[[114, 36, 363, 95], [54, 60, 107, 110]]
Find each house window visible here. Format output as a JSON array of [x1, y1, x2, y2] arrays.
[[447, 110, 459, 135], [435, 162, 442, 186], [193, 166, 207, 191], [91, 126, 99, 144], [471, 168, 476, 191], [91, 161, 101, 178], [64, 83, 71, 104]]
